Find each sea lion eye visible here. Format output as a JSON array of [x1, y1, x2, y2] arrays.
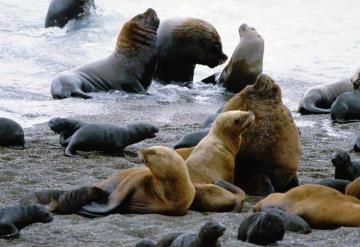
[[234, 118, 241, 124]]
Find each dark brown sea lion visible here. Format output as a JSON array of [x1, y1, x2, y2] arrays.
[[0, 118, 25, 148], [50, 8, 159, 99], [155, 18, 227, 86], [216, 23, 264, 93], [254, 184, 360, 229], [0, 205, 53, 239], [222, 74, 301, 195], [237, 212, 285, 246], [45, 0, 95, 28]]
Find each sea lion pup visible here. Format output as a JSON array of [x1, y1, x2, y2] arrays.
[[0, 205, 53, 239], [49, 118, 86, 147], [331, 150, 360, 181], [62, 122, 159, 157], [254, 184, 360, 229], [237, 212, 285, 246], [261, 206, 311, 234], [186, 110, 255, 184], [221, 74, 301, 195], [205, 23, 264, 93], [173, 129, 210, 149], [45, 0, 95, 28], [155, 18, 227, 86], [317, 178, 351, 193], [158, 220, 225, 247], [0, 118, 25, 148], [79, 146, 196, 216], [19, 186, 108, 215], [50, 8, 159, 99]]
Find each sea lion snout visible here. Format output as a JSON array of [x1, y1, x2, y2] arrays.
[[143, 8, 160, 29], [331, 150, 350, 167]]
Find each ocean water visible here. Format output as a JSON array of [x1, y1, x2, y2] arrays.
[[0, 0, 359, 127]]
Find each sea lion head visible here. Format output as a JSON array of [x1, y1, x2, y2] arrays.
[[212, 110, 255, 137], [331, 150, 351, 168], [199, 220, 226, 241], [116, 8, 159, 51], [131, 123, 159, 139], [28, 205, 54, 223], [172, 19, 227, 68], [244, 74, 282, 102], [351, 68, 360, 90], [239, 23, 262, 39], [48, 118, 79, 133], [139, 146, 189, 179]]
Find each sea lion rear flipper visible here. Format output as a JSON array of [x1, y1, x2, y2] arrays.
[[0, 222, 19, 239], [299, 103, 330, 115], [71, 91, 93, 99], [201, 72, 220, 84]]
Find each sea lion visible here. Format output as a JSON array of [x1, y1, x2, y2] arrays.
[[254, 184, 360, 229], [62, 122, 159, 157], [298, 79, 353, 115], [155, 18, 227, 86], [19, 186, 108, 215], [0, 205, 53, 239], [173, 129, 209, 149], [345, 177, 360, 200], [45, 0, 95, 28], [317, 178, 351, 193], [261, 206, 311, 234], [135, 240, 156, 247], [222, 74, 301, 195], [237, 212, 285, 246], [50, 8, 159, 99], [49, 118, 86, 147], [0, 118, 25, 148], [354, 135, 360, 152], [214, 23, 264, 93], [79, 146, 196, 216], [186, 110, 255, 184], [331, 89, 360, 123], [202, 113, 219, 128], [163, 220, 225, 247], [331, 150, 360, 181]]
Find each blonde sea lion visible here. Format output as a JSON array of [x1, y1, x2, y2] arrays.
[[345, 176, 360, 199], [222, 74, 301, 195], [51, 8, 159, 99], [254, 184, 360, 229], [156, 18, 227, 86]]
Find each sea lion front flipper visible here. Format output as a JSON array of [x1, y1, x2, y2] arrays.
[[201, 72, 220, 84], [59, 135, 72, 147], [0, 222, 19, 239], [71, 90, 93, 99]]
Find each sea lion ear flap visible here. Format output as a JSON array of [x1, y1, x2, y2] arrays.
[[0, 222, 19, 239]]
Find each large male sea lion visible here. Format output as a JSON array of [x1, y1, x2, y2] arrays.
[[0, 118, 25, 148], [209, 23, 264, 93], [155, 18, 227, 86], [237, 212, 285, 246], [254, 184, 360, 229], [0, 205, 53, 238], [50, 8, 159, 99], [221, 74, 301, 195], [49, 120, 159, 157], [45, 0, 95, 28]]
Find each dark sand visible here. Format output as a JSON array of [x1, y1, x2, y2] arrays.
[[1, 93, 360, 247]]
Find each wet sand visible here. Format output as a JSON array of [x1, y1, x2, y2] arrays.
[[1, 95, 360, 247]]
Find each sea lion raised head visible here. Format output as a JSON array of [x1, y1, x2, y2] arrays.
[[211, 110, 255, 137], [247, 74, 281, 101], [198, 219, 226, 243], [116, 8, 159, 52], [331, 150, 351, 168], [48, 117, 84, 134]]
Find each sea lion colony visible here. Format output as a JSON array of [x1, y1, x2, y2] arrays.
[[0, 1, 360, 246]]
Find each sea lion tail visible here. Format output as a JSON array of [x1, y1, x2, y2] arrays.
[[71, 91, 93, 99], [298, 103, 330, 115]]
